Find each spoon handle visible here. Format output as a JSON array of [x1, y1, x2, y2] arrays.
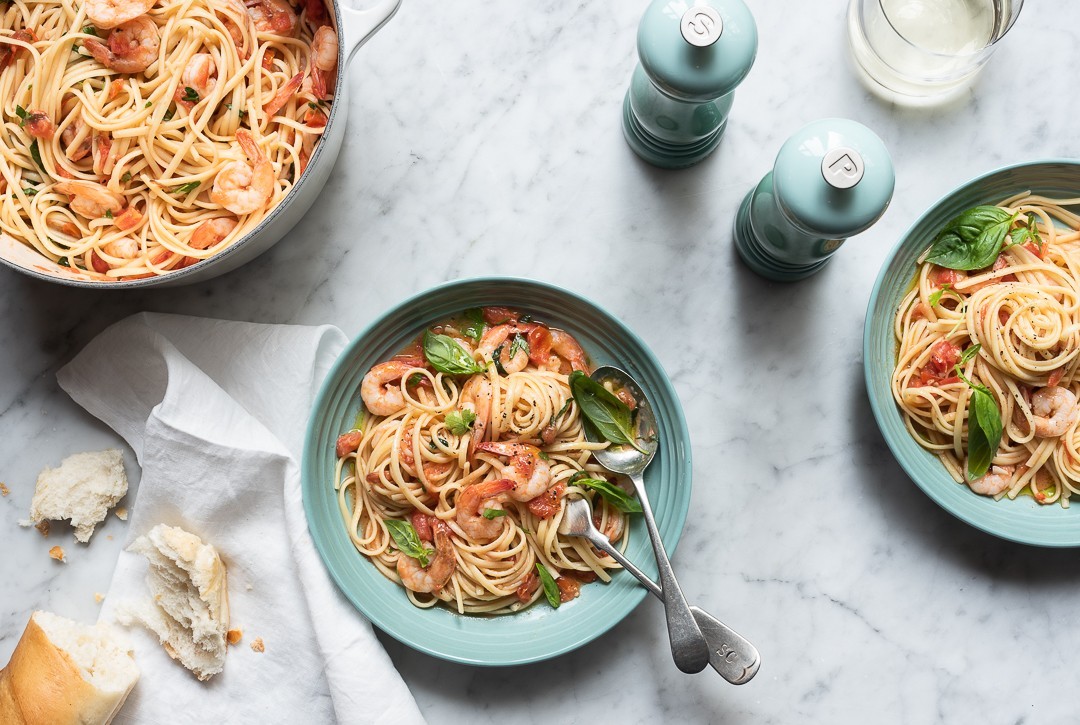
[[629, 471, 710, 673], [582, 525, 760, 684]]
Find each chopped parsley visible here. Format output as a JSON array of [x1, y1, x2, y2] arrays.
[[173, 181, 200, 194]]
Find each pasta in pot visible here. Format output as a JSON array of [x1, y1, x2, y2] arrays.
[[892, 194, 1080, 506], [334, 307, 635, 615], [0, 0, 337, 279]]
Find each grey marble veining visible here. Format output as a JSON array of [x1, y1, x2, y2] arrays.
[[3, 0, 1080, 722]]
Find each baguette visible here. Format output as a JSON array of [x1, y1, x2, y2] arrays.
[[0, 611, 139, 725]]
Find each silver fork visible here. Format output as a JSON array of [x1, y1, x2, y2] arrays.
[[559, 496, 760, 684]]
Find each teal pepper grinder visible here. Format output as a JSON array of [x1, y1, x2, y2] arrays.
[[733, 118, 895, 281], [623, 0, 758, 169]]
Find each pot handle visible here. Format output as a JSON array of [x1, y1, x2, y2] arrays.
[[340, 0, 401, 65]]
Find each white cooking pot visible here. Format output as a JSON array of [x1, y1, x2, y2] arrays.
[[0, 0, 401, 288]]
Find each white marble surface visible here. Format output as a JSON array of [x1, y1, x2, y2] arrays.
[[3, 0, 1080, 722]]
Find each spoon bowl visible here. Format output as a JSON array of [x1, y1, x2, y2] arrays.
[[587, 365, 660, 476]]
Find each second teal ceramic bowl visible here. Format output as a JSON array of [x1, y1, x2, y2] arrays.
[[301, 277, 694, 664], [864, 160, 1080, 547]]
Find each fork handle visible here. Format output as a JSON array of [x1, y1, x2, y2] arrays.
[[629, 472, 710, 673], [584, 527, 760, 684]]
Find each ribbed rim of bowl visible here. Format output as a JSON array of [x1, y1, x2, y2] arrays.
[[864, 159, 1080, 547], [0, 0, 354, 290], [301, 276, 695, 664]]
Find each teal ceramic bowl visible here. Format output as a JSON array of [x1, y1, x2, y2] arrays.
[[864, 160, 1080, 547], [302, 278, 694, 664]]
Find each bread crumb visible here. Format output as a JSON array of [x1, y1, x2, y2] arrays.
[[115, 507, 128, 520], [250, 637, 264, 653], [94, 592, 105, 603], [227, 629, 243, 645], [107, 535, 114, 541], [35, 520, 50, 537], [0, 482, 9, 496], [49, 545, 66, 562]]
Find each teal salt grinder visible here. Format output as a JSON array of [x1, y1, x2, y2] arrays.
[[623, 0, 758, 169], [733, 118, 895, 281]]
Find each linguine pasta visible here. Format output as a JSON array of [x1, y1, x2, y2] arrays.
[[334, 309, 633, 615], [0, 0, 336, 279], [892, 194, 1080, 507]]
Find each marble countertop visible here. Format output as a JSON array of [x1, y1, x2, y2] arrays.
[[4, 1, 1080, 722]]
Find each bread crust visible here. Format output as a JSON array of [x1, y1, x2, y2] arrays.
[[0, 615, 133, 725]]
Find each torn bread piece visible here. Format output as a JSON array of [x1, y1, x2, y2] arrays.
[[29, 450, 128, 543], [0, 611, 139, 725], [118, 524, 229, 681]]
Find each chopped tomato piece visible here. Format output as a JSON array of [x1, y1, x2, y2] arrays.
[[515, 572, 539, 603], [1023, 241, 1045, 259], [114, 206, 143, 230], [1049, 367, 1065, 387], [482, 306, 519, 325], [555, 576, 581, 603], [335, 430, 363, 457], [526, 480, 565, 519], [304, 107, 327, 128], [526, 325, 552, 366], [929, 339, 962, 376], [90, 251, 109, 274], [410, 511, 434, 542], [931, 266, 966, 286], [562, 568, 598, 583]]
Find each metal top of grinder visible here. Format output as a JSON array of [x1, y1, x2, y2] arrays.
[[680, 6, 723, 47], [820, 147, 865, 190]]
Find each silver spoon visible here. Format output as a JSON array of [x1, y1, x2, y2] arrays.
[[560, 497, 760, 684], [584, 365, 710, 674]]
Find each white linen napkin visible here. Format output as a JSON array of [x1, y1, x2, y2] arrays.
[[57, 312, 425, 725]]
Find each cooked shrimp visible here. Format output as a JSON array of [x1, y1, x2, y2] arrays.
[[309, 25, 337, 99], [210, 129, 275, 215], [262, 70, 303, 118], [301, 0, 329, 30], [190, 216, 237, 250], [475, 442, 551, 501], [54, 180, 125, 218], [454, 478, 514, 540], [83, 16, 160, 73], [102, 236, 140, 259], [84, 0, 156, 29], [968, 465, 1015, 496], [1032, 386, 1079, 437], [24, 110, 54, 139], [477, 325, 530, 374], [218, 0, 250, 57], [396, 519, 456, 593], [245, 0, 297, 35], [62, 115, 92, 162], [550, 329, 589, 372], [175, 53, 217, 105], [360, 357, 424, 416], [460, 375, 492, 461]]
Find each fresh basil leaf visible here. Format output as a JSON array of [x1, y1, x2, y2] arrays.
[[14, 105, 27, 125], [56, 256, 70, 267], [538, 450, 550, 461], [22, 187, 37, 196], [569, 371, 644, 453], [385, 519, 433, 567], [121, 171, 132, 183], [307, 101, 318, 110], [29, 139, 43, 170], [535, 562, 560, 608], [966, 387, 1002, 479], [182, 86, 199, 103], [173, 181, 200, 194], [549, 399, 571, 426], [81, 25, 98, 35], [461, 308, 486, 342], [423, 330, 485, 375], [957, 344, 980, 368], [481, 508, 507, 520], [925, 205, 1016, 271], [928, 284, 950, 308], [1008, 212, 1040, 248], [519, 313, 533, 323], [492, 342, 509, 375], [162, 107, 175, 122], [570, 477, 642, 513], [509, 333, 529, 360], [144, 100, 152, 108], [445, 409, 476, 435], [407, 372, 423, 387], [104, 208, 113, 219]]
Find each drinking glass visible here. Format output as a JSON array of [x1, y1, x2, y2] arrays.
[[847, 0, 1023, 100]]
